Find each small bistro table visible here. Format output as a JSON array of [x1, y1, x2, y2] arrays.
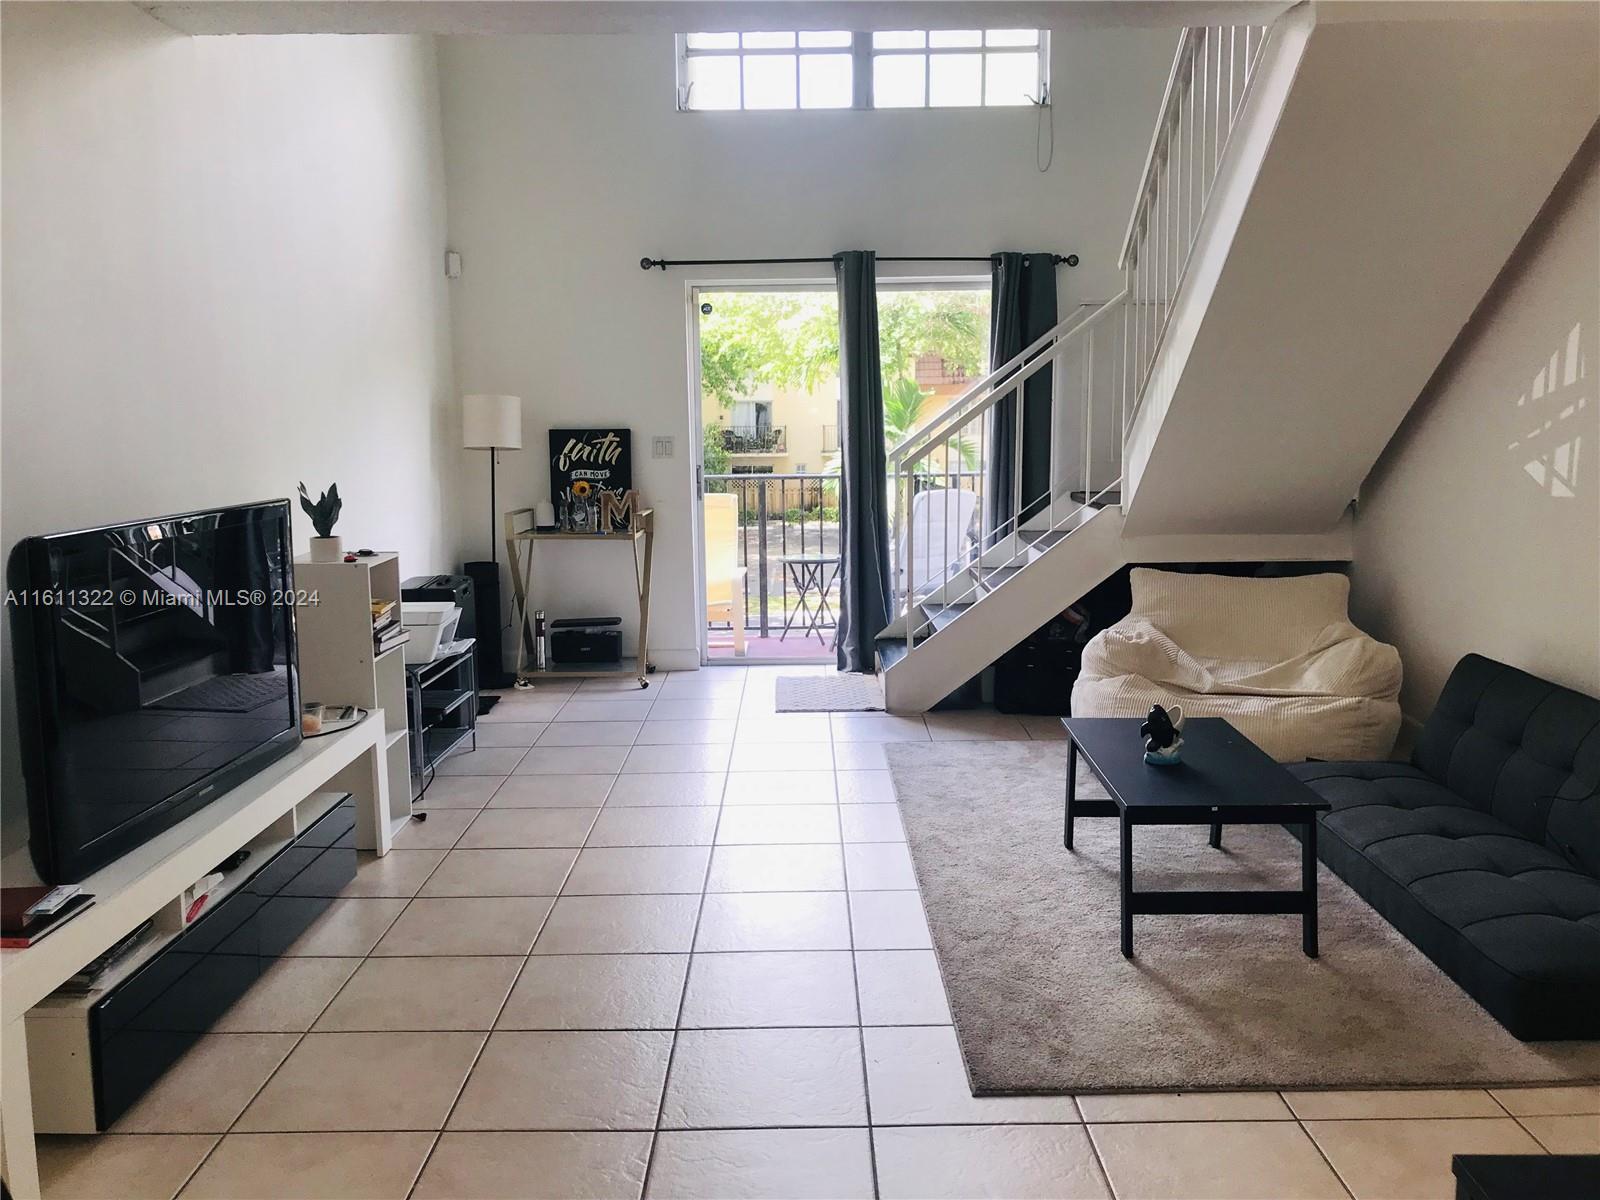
[[777, 554, 842, 644], [1060, 716, 1331, 959]]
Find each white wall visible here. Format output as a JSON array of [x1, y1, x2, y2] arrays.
[[1, 4, 459, 851], [1350, 129, 1600, 719], [437, 28, 1176, 667], [1122, 13, 1600, 537]]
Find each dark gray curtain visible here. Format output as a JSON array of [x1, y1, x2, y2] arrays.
[[833, 251, 891, 674], [986, 252, 1059, 533]]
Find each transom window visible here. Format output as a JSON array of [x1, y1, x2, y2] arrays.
[[676, 30, 1049, 112]]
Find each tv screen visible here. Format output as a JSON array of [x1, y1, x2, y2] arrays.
[[8, 500, 301, 882]]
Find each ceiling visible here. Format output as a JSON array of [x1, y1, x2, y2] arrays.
[[138, 1, 1291, 36]]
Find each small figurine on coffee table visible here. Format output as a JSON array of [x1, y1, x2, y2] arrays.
[[1139, 703, 1185, 766]]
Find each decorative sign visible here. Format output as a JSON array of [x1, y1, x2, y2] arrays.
[[550, 428, 632, 498], [544, 428, 630, 531]]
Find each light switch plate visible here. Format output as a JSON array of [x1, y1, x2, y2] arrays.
[[652, 436, 674, 458]]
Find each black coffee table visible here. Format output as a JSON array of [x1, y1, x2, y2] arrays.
[[1061, 716, 1331, 959]]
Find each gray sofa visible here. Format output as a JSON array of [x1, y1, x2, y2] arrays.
[[1289, 654, 1600, 1041]]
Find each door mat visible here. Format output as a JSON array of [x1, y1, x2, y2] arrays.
[[775, 674, 885, 712]]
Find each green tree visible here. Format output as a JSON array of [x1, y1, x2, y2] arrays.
[[877, 291, 986, 384], [825, 377, 976, 474], [702, 421, 731, 490], [698, 289, 988, 409]]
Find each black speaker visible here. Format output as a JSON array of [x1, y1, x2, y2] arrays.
[[462, 560, 511, 689]]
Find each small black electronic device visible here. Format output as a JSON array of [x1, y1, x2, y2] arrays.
[[550, 617, 623, 665]]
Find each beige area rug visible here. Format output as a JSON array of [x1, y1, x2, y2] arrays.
[[885, 741, 1600, 1095], [774, 674, 883, 712]]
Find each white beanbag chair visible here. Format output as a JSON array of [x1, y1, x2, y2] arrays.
[[1071, 569, 1402, 761]]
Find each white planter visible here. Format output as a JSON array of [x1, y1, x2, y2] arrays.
[[308, 536, 344, 562]]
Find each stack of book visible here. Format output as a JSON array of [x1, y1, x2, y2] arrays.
[[2, 884, 95, 949], [372, 599, 409, 657], [55, 920, 152, 993]]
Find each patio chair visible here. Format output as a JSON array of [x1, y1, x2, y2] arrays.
[[703, 493, 747, 656], [898, 487, 979, 600]]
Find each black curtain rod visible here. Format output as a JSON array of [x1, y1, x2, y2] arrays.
[[639, 253, 1078, 271]]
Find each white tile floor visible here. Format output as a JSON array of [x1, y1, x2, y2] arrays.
[[35, 667, 1598, 1199]]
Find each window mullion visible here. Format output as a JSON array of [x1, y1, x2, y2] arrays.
[[852, 32, 871, 109]]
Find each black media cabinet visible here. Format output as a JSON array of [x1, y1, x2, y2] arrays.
[[27, 797, 357, 1131]]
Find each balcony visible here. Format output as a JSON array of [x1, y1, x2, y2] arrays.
[[705, 472, 835, 660], [721, 425, 786, 455], [704, 467, 983, 661]]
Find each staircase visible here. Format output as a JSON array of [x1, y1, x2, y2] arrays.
[[880, 3, 1598, 712]]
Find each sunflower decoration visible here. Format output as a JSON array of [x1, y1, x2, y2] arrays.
[[570, 480, 593, 499]]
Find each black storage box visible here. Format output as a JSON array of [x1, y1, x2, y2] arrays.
[[993, 610, 1089, 715], [551, 624, 622, 665]]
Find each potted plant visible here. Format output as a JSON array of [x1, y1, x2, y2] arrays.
[[298, 482, 343, 561]]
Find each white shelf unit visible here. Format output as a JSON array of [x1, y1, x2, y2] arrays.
[[293, 553, 413, 830]]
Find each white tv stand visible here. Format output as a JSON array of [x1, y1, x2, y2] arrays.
[[0, 714, 396, 1200]]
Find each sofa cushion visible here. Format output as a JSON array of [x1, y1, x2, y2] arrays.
[[1413, 653, 1600, 874], [1293, 758, 1600, 1040]]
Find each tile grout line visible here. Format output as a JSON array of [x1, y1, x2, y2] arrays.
[[1080, 1125, 1121, 1200], [1073, 1099, 1119, 1199], [638, 669, 746, 1198], [834, 711, 884, 1200], [1291, 1108, 1359, 1200]]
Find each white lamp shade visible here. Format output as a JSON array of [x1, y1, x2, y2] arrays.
[[462, 394, 523, 450]]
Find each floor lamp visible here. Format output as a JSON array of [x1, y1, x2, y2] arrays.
[[463, 394, 523, 690]]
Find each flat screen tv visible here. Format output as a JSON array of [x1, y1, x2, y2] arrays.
[[8, 500, 302, 882]]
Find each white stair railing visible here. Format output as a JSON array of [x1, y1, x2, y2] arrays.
[[883, 16, 1280, 666], [887, 292, 1127, 653], [1120, 23, 1272, 431]]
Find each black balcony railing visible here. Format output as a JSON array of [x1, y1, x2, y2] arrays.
[[705, 472, 836, 638], [704, 467, 984, 639], [721, 425, 786, 454]]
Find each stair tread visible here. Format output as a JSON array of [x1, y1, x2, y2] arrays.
[[1021, 530, 1067, 550], [1069, 489, 1121, 508], [876, 637, 908, 671], [918, 602, 970, 632], [979, 565, 1023, 588]]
